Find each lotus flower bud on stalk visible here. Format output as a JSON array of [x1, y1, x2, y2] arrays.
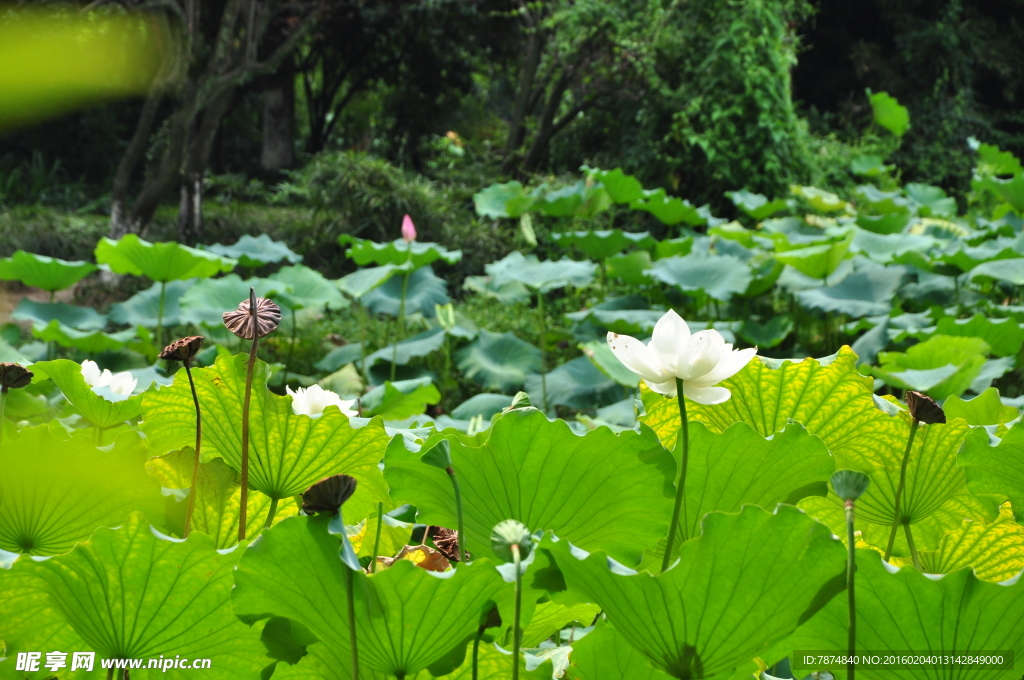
[[223, 288, 281, 542], [885, 391, 944, 566], [401, 213, 417, 242], [491, 520, 534, 680], [159, 336, 205, 538], [832, 469, 871, 680], [0, 362, 32, 454], [607, 309, 757, 571]]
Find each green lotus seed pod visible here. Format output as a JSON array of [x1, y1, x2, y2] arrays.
[[490, 519, 533, 562], [831, 469, 871, 501]]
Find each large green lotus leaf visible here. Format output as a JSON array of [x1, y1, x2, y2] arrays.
[[361, 265, 450, 318], [790, 185, 850, 213], [855, 211, 912, 234], [549, 504, 846, 680], [337, 264, 408, 299], [530, 181, 586, 217], [741, 255, 785, 297], [364, 327, 447, 371], [564, 309, 663, 337], [178, 274, 285, 327], [525, 356, 625, 409], [234, 514, 508, 678], [868, 89, 910, 136], [385, 408, 675, 565], [761, 216, 836, 246], [944, 388, 1019, 427], [200, 233, 302, 268], [775, 236, 852, 281], [873, 335, 989, 400], [919, 314, 1024, 357], [642, 347, 906, 471], [451, 394, 514, 420], [586, 167, 644, 204], [270, 264, 348, 311], [141, 354, 390, 520], [854, 185, 912, 215], [95, 234, 236, 282], [518, 601, 600, 647], [629, 188, 703, 226], [31, 359, 143, 428], [566, 620, 675, 680], [108, 279, 192, 328], [473, 180, 535, 218], [491, 252, 597, 293], [146, 448, 295, 548], [799, 417, 996, 556], [31, 321, 138, 354], [725, 190, 788, 220], [606, 250, 653, 285], [581, 339, 641, 388], [463, 274, 532, 304], [362, 378, 441, 420], [789, 552, 1024, 680], [0, 425, 163, 555], [27, 512, 267, 678], [11, 298, 106, 330], [969, 257, 1024, 286], [905, 183, 958, 218], [889, 503, 1024, 582], [647, 254, 752, 302], [342, 236, 463, 269], [852, 230, 937, 264], [795, 267, 903, 318], [736, 315, 793, 348], [551, 230, 655, 261], [0, 250, 97, 291], [315, 343, 365, 373], [959, 423, 1024, 522], [456, 329, 541, 392]]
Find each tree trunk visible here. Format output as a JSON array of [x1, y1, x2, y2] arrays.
[[502, 28, 544, 173], [261, 76, 295, 171], [177, 171, 204, 244], [175, 89, 234, 243]]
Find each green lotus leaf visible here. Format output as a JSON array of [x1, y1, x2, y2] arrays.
[[918, 314, 1024, 357], [31, 359, 143, 428], [580, 339, 640, 388], [23, 512, 267, 678], [564, 309, 663, 337], [456, 329, 542, 392], [109, 279, 192, 328], [526, 356, 625, 409], [850, 154, 892, 178], [342, 236, 462, 269], [647, 253, 752, 302], [937, 239, 1020, 274], [146, 448, 295, 548], [944, 388, 1019, 427], [178, 274, 285, 327], [361, 265, 450, 317], [549, 504, 846, 679], [629, 188, 703, 226], [315, 343, 365, 372], [451, 393, 514, 420], [653, 236, 694, 260], [0, 426, 163, 555], [362, 378, 441, 420], [789, 552, 1024, 680], [761, 216, 838, 246], [606, 250, 653, 284], [790, 185, 850, 213], [889, 502, 1024, 582], [959, 422, 1024, 522], [873, 335, 990, 400], [969, 257, 1024, 286], [795, 267, 904, 318], [800, 417, 997, 557], [491, 252, 597, 293], [775, 235, 852, 281], [337, 264, 408, 299], [566, 621, 675, 680], [474, 180, 535, 218], [852, 230, 938, 263], [587, 167, 645, 203], [740, 255, 785, 297], [11, 298, 106, 330], [364, 327, 447, 371], [270, 264, 348, 311], [463, 274, 532, 304], [725, 190, 788, 220], [95, 234, 237, 282], [643, 347, 906, 471], [519, 601, 600, 648], [141, 354, 390, 521], [0, 250, 97, 291], [905, 183, 958, 218], [385, 408, 675, 565], [856, 211, 912, 234], [855, 184, 912, 215], [868, 89, 910, 137], [736, 315, 793, 348], [234, 514, 509, 678], [31, 320, 138, 354], [529, 181, 585, 217], [199, 233, 302, 268], [551, 230, 655, 261]]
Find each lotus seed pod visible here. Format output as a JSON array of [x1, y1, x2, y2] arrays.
[[905, 390, 945, 424], [159, 335, 204, 362], [491, 519, 533, 562], [302, 474, 358, 515], [831, 469, 871, 501], [223, 289, 282, 340], [0, 362, 32, 391]]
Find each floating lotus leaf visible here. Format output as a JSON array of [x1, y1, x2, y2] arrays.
[[361, 265, 450, 317], [795, 267, 904, 318], [473, 180, 535, 218], [141, 353, 390, 521], [199, 233, 302, 268], [385, 408, 675, 565], [456, 329, 542, 392], [0, 250, 96, 291], [11, 298, 106, 330], [852, 230, 938, 263], [549, 505, 846, 680], [0, 426, 163, 555], [95, 233, 236, 282], [270, 264, 347, 311], [31, 359, 143, 428], [647, 253, 752, 301], [490, 251, 597, 293], [551, 230, 655, 261], [178, 274, 285, 327], [725, 190, 788, 220], [109, 279, 191, 328], [856, 211, 912, 234], [342, 236, 462, 269], [629, 188, 703, 226]]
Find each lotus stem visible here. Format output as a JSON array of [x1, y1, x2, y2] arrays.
[[49, 290, 55, 303], [238, 294, 261, 543], [447, 466, 469, 563], [156, 280, 166, 349], [370, 501, 384, 573], [344, 561, 359, 680], [392, 272, 410, 382], [661, 377, 689, 572], [511, 543, 523, 680], [884, 419, 919, 561], [537, 292, 548, 413], [263, 497, 279, 529], [183, 360, 202, 538], [904, 523, 922, 570], [845, 499, 857, 680], [0, 387, 7, 455], [472, 626, 484, 680]]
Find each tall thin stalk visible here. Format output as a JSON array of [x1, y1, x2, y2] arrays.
[[0, 387, 7, 455], [447, 466, 469, 563], [904, 523, 922, 570], [370, 501, 384, 573], [239, 323, 260, 542], [472, 625, 484, 680], [845, 499, 857, 680], [345, 565, 359, 680], [263, 497, 280, 529], [661, 377, 689, 572], [391, 241, 413, 382], [511, 543, 523, 680], [183, 361, 202, 537], [537, 292, 548, 412], [884, 419, 919, 561]]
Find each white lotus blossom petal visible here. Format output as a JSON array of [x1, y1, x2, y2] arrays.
[[288, 384, 358, 418], [80, 359, 138, 396], [606, 310, 757, 401]]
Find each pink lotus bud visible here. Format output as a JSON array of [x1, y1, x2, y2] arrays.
[[401, 214, 417, 242]]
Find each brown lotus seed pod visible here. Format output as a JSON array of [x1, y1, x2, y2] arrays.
[[906, 390, 946, 424], [427, 526, 466, 562], [158, 335, 205, 362], [0, 362, 32, 391], [223, 294, 281, 340], [302, 474, 358, 515]]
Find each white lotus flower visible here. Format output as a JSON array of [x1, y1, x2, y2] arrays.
[[80, 359, 138, 396], [287, 384, 358, 418], [607, 310, 756, 405]]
